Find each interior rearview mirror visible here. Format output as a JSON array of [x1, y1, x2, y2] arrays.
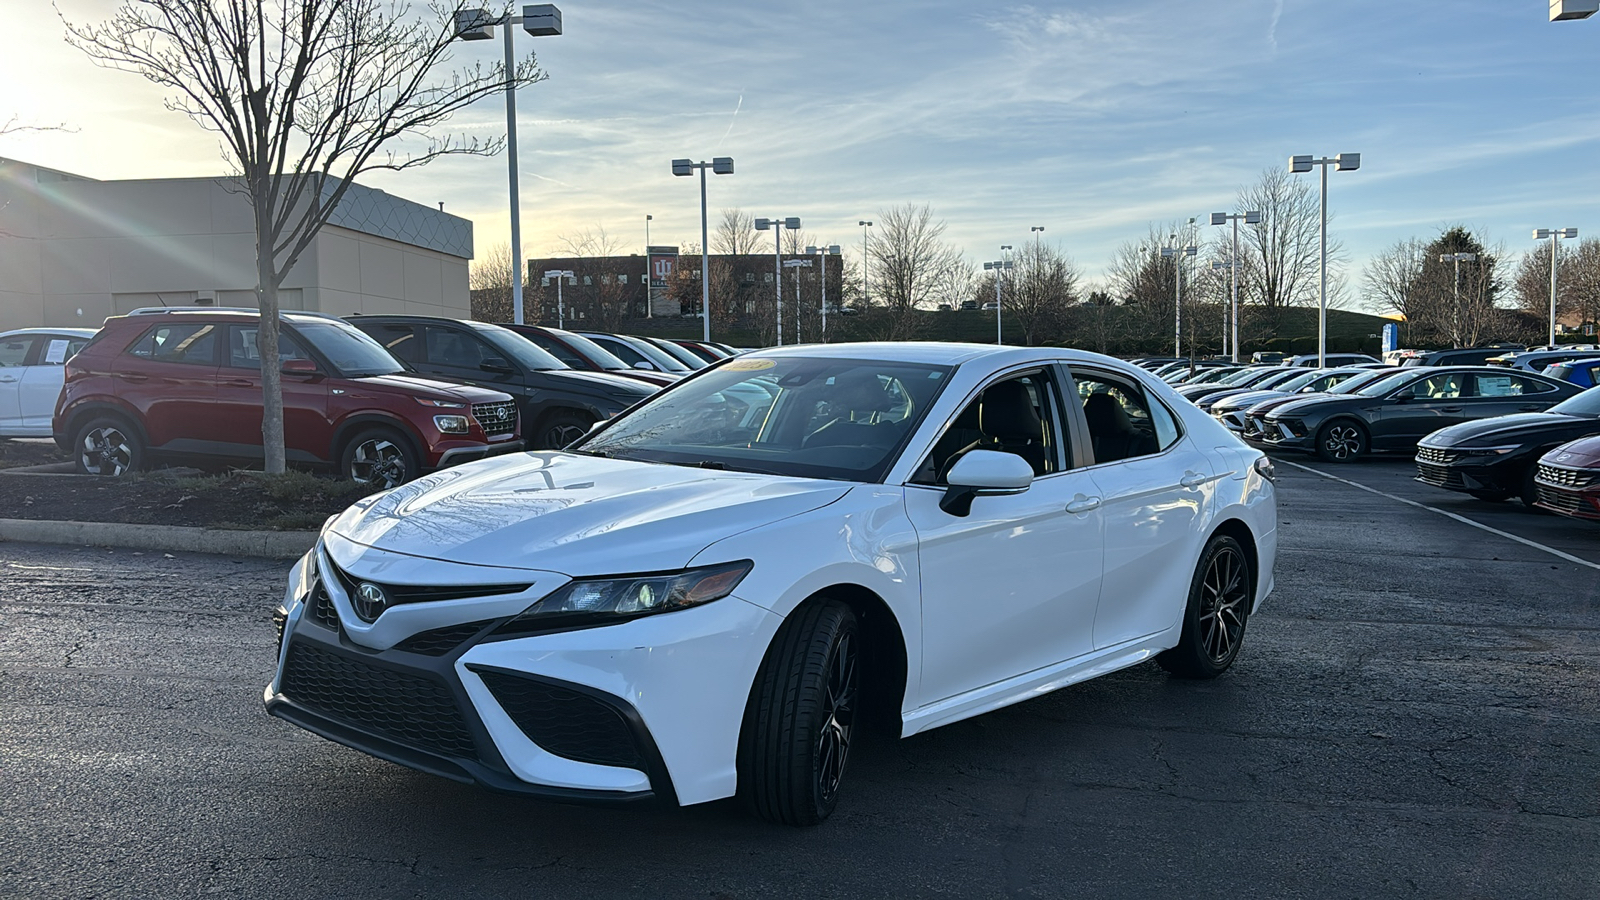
[[940, 449, 1034, 517]]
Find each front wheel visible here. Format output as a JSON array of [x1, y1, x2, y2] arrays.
[[533, 410, 595, 450], [740, 599, 860, 826], [74, 416, 144, 476], [1158, 534, 1252, 679], [339, 427, 418, 489], [1315, 420, 1366, 463]]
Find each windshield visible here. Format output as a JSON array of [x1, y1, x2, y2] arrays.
[[1274, 371, 1325, 392], [1327, 370, 1393, 394], [296, 322, 405, 377], [1222, 367, 1275, 386], [650, 338, 710, 370], [1356, 371, 1422, 396], [476, 324, 567, 371], [619, 335, 692, 372], [533, 328, 631, 370], [575, 356, 953, 482], [1549, 387, 1600, 418], [1254, 369, 1306, 390]]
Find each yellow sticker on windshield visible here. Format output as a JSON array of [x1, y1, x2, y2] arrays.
[[722, 358, 776, 371]]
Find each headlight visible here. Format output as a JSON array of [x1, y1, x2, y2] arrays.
[[493, 561, 753, 637], [1253, 456, 1276, 482], [417, 398, 466, 408], [434, 414, 471, 433], [1459, 445, 1519, 457]]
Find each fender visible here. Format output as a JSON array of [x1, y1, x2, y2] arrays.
[[56, 398, 149, 453], [330, 412, 426, 464]]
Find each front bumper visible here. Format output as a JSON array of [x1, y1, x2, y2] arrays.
[[434, 437, 525, 469], [1246, 420, 1313, 453], [264, 545, 781, 806], [1412, 449, 1523, 495]]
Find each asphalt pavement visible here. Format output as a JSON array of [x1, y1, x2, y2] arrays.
[[1, 457, 1597, 899]]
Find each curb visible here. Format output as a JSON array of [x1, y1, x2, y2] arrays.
[[0, 518, 316, 559]]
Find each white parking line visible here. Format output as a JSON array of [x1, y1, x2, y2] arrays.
[[1277, 458, 1600, 573]]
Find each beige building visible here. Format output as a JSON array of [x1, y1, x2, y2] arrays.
[[0, 157, 473, 330]]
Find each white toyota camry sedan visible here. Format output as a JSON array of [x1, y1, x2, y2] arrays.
[[265, 343, 1277, 825]]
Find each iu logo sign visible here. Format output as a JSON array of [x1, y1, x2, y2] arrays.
[[653, 258, 673, 278], [354, 582, 388, 622]]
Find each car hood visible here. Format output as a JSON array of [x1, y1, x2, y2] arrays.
[[347, 373, 510, 404], [1421, 412, 1600, 448], [1265, 395, 1368, 419], [326, 451, 853, 573], [539, 368, 658, 398], [1543, 436, 1600, 468], [1212, 389, 1290, 413]]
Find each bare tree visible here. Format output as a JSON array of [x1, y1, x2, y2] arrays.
[[1236, 168, 1344, 318], [713, 208, 761, 257], [987, 240, 1081, 345], [554, 226, 634, 331], [1363, 238, 1430, 344], [469, 241, 515, 322], [865, 204, 965, 341], [64, 0, 541, 474]]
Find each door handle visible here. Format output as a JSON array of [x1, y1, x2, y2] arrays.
[[224, 380, 254, 387], [117, 373, 148, 383], [1066, 495, 1102, 514], [1439, 406, 1463, 413], [0, 376, 17, 383], [1179, 472, 1207, 489]]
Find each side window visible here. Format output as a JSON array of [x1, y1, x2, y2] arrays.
[[1498, 374, 1555, 396], [44, 337, 89, 365], [224, 326, 309, 370], [1402, 372, 1465, 399], [423, 325, 496, 369], [0, 336, 36, 367], [912, 371, 1061, 485], [372, 324, 421, 364], [1071, 370, 1169, 464], [126, 323, 218, 366], [526, 332, 586, 368]]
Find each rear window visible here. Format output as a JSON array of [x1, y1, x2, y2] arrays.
[[127, 323, 218, 366]]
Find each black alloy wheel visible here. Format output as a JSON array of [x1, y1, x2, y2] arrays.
[[341, 427, 418, 489], [1158, 534, 1252, 678], [740, 598, 860, 826], [74, 416, 143, 476], [1316, 420, 1367, 463], [537, 410, 595, 450]]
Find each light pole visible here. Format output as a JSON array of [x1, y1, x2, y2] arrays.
[[670, 157, 735, 342], [755, 216, 802, 346], [1161, 241, 1198, 359], [807, 244, 841, 341], [1440, 252, 1478, 347], [858, 220, 873, 308], [1534, 228, 1579, 346], [454, 5, 563, 326], [783, 258, 813, 342], [543, 268, 574, 328], [983, 259, 1014, 345], [1210, 210, 1263, 363], [1290, 152, 1361, 366], [643, 214, 652, 319], [1211, 259, 1233, 359]]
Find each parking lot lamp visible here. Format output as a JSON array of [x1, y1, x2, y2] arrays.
[[1550, 1, 1598, 20], [755, 216, 802, 346], [1534, 228, 1579, 345], [1161, 242, 1198, 358], [671, 157, 735, 342], [1210, 210, 1263, 362], [1290, 153, 1361, 366], [543, 268, 574, 328], [1440, 252, 1478, 346], [783, 258, 813, 341], [982, 259, 1014, 345], [858, 221, 872, 307], [643, 214, 652, 318], [454, 5, 563, 326], [807, 244, 841, 341]]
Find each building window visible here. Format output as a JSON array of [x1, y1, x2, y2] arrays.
[[619, 274, 628, 284], [764, 273, 774, 283], [583, 275, 593, 286], [540, 277, 550, 286], [743, 273, 755, 283]]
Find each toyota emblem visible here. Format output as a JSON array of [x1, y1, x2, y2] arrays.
[[354, 582, 388, 621]]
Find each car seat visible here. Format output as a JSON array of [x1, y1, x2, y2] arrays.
[[945, 380, 1049, 476]]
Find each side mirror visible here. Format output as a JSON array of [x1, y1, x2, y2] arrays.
[[480, 357, 515, 374], [281, 358, 319, 376], [634, 361, 657, 371], [1390, 393, 1410, 404], [940, 450, 1034, 517]]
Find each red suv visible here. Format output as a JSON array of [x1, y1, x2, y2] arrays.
[[53, 309, 523, 487]]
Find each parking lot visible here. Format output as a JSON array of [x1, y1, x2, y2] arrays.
[[2, 455, 1597, 899]]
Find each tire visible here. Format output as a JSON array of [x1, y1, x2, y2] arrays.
[[1520, 463, 1545, 510], [1157, 534, 1252, 679], [339, 427, 419, 489], [740, 598, 860, 826], [1315, 420, 1367, 463], [73, 415, 144, 476], [533, 409, 595, 450], [1468, 490, 1513, 502]]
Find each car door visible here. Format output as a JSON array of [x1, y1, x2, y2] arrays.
[[903, 368, 1106, 706], [419, 323, 528, 405], [1373, 370, 1470, 449], [214, 324, 329, 463], [1069, 366, 1214, 650], [1469, 372, 1564, 419], [18, 334, 91, 434], [120, 322, 219, 450], [0, 335, 37, 434]]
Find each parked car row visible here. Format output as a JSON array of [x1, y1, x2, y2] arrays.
[[4, 310, 737, 487]]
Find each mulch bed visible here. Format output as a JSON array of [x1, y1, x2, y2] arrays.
[[0, 469, 381, 531], [0, 440, 70, 470]]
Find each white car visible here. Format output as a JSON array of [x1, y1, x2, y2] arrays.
[[265, 343, 1277, 825], [0, 328, 97, 438]]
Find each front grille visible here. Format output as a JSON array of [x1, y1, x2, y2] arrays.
[[326, 559, 530, 605], [393, 621, 494, 656], [1416, 446, 1457, 465], [309, 582, 341, 631], [273, 607, 287, 655], [279, 643, 479, 760], [1415, 462, 1461, 488], [1537, 484, 1585, 515], [1538, 463, 1594, 488], [472, 401, 519, 437], [474, 669, 645, 769], [1244, 416, 1267, 437]]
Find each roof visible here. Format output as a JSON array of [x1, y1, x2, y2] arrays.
[[0, 327, 98, 338], [742, 341, 1089, 367]]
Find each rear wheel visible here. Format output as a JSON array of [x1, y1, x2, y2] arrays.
[[1315, 420, 1367, 463], [339, 427, 418, 489], [1158, 534, 1252, 679], [74, 416, 144, 476], [740, 599, 860, 826]]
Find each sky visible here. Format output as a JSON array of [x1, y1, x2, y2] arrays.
[[4, 0, 1599, 309]]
